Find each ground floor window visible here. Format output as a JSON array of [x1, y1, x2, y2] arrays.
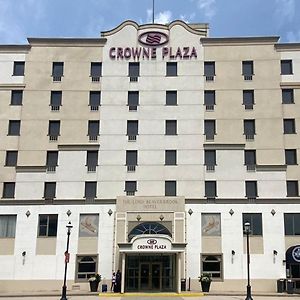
[[76, 255, 98, 281], [201, 254, 223, 280]]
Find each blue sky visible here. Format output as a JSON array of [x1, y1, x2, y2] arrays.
[[0, 0, 299, 44]]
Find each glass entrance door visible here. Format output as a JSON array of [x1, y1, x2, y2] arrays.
[[139, 262, 162, 290], [126, 254, 175, 292]]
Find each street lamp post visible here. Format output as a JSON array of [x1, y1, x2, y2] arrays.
[[244, 222, 253, 300], [60, 221, 73, 300]]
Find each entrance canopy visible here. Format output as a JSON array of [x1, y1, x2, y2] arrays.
[[119, 235, 186, 253]]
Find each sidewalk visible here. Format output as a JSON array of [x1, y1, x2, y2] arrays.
[[0, 290, 299, 298]]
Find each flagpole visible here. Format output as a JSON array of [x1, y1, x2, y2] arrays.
[[152, 0, 155, 23]]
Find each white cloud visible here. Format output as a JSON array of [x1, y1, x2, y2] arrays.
[[287, 30, 300, 42], [155, 10, 172, 24], [275, 0, 295, 27], [193, 0, 216, 19], [180, 12, 196, 23]]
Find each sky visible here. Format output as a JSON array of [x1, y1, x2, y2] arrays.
[[0, 0, 299, 44]]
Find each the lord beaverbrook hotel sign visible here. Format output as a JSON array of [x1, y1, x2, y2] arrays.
[[109, 31, 197, 60]]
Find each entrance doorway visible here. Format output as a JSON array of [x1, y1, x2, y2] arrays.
[[126, 254, 175, 292]]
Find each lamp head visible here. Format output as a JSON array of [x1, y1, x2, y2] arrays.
[[66, 221, 73, 230], [244, 222, 251, 233]]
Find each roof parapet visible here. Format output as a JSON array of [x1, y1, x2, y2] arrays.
[[201, 36, 280, 46], [27, 38, 107, 47]]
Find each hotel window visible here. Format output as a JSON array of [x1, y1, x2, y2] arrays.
[[128, 91, 139, 111], [204, 150, 216, 171], [13, 61, 25, 76], [0, 215, 17, 238], [285, 149, 297, 165], [84, 182, 97, 199], [165, 181, 176, 196], [284, 213, 300, 235], [244, 150, 256, 171], [242, 61, 254, 80], [90, 62, 102, 81], [204, 61, 215, 81], [282, 89, 294, 104], [204, 120, 215, 140], [204, 91, 215, 110], [43, 182, 56, 200], [281, 60, 293, 75], [166, 62, 177, 76], [11, 90, 23, 105], [8, 120, 20, 136], [243, 90, 254, 109], [242, 213, 262, 235], [88, 121, 100, 141], [129, 62, 139, 81], [48, 121, 60, 141], [283, 119, 296, 134], [5, 151, 18, 167], [52, 62, 64, 81], [166, 91, 177, 106], [205, 181, 217, 198], [126, 150, 137, 172], [245, 181, 258, 199], [38, 214, 58, 237], [89, 91, 101, 111], [76, 256, 98, 281], [127, 120, 138, 141], [165, 120, 177, 135], [46, 151, 58, 172], [50, 91, 62, 111], [125, 181, 137, 196], [201, 255, 222, 280], [165, 150, 177, 166], [244, 120, 255, 140], [287, 181, 299, 197], [2, 183, 15, 198], [86, 151, 98, 172]]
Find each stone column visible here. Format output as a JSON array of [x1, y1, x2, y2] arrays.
[[177, 252, 181, 293], [121, 253, 126, 293]]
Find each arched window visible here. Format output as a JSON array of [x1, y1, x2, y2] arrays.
[[128, 222, 171, 241]]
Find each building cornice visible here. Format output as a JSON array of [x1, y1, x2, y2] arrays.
[[0, 45, 31, 53], [101, 20, 209, 37], [275, 43, 300, 51], [27, 38, 107, 47], [201, 36, 279, 46]]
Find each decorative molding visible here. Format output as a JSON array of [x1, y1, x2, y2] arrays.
[[185, 198, 300, 204], [27, 38, 107, 47], [58, 144, 100, 151], [0, 45, 31, 53], [101, 20, 209, 37], [275, 43, 300, 51], [201, 36, 279, 46], [0, 84, 26, 90], [256, 165, 287, 172], [203, 143, 245, 150], [16, 166, 47, 173], [280, 82, 300, 89], [0, 199, 116, 206]]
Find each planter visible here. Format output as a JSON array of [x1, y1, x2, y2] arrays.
[[201, 281, 211, 292], [89, 280, 99, 292]]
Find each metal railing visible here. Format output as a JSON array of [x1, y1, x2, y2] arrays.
[[130, 77, 138, 82], [127, 165, 136, 172], [53, 76, 62, 82], [205, 76, 214, 81], [128, 135, 137, 141], [92, 77, 100, 82]]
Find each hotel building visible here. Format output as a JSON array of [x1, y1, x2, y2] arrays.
[[0, 20, 300, 293]]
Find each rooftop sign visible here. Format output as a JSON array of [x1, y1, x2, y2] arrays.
[[109, 30, 197, 61]]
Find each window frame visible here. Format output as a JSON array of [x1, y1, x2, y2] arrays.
[[283, 119, 296, 134], [2, 182, 15, 199], [205, 181, 217, 198], [285, 149, 297, 165], [284, 213, 300, 236], [8, 120, 21, 136], [5, 151, 18, 167], [166, 91, 177, 106], [165, 150, 177, 166], [128, 62, 140, 78], [281, 60, 293, 75], [287, 181, 299, 197], [37, 214, 58, 237], [75, 255, 98, 282], [242, 213, 263, 236], [90, 62, 102, 78], [201, 254, 223, 281], [13, 61, 25, 76], [0, 215, 17, 238], [282, 89, 294, 104], [84, 181, 97, 199], [43, 182, 56, 200], [245, 181, 258, 199], [165, 181, 176, 196], [10, 90, 23, 105], [166, 62, 177, 77], [165, 120, 177, 135]]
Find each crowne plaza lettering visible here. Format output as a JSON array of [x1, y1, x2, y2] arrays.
[[109, 46, 197, 60]]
